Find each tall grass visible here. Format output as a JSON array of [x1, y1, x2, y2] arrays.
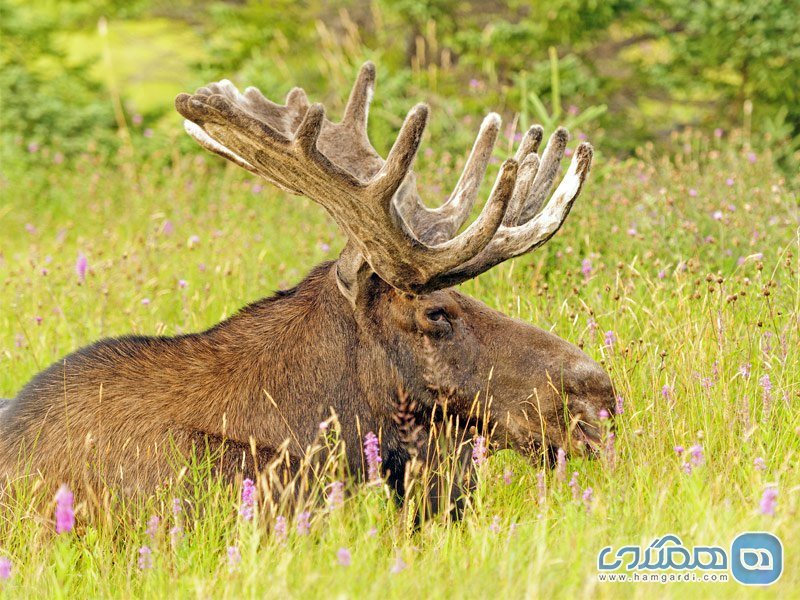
[[0, 119, 798, 597]]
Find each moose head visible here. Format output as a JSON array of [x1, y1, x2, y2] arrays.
[[176, 62, 614, 459]]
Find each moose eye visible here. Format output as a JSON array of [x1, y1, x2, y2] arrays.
[[425, 308, 448, 323], [423, 308, 453, 336]]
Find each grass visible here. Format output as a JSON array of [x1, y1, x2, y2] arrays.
[[0, 123, 798, 598]]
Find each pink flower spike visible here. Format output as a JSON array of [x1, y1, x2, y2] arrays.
[[0, 557, 11, 580], [363, 432, 382, 482], [239, 478, 256, 521], [555, 448, 567, 482], [759, 487, 777, 516], [337, 547, 352, 566], [227, 545, 241, 573], [75, 253, 88, 283], [472, 436, 487, 466], [54, 484, 75, 534]]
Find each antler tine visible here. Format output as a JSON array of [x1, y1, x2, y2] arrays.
[[369, 104, 429, 205], [428, 142, 593, 290], [514, 127, 570, 225], [182, 119, 261, 177], [342, 61, 376, 135], [514, 125, 544, 161], [503, 152, 540, 226]]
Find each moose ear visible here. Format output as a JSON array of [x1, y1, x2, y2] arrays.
[[335, 241, 375, 306]]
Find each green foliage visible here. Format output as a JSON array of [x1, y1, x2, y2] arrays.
[[0, 0, 117, 158], [2, 0, 798, 170]]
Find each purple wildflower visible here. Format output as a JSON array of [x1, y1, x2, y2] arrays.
[[754, 457, 766, 471], [714, 128, 724, 138], [239, 478, 256, 521], [681, 462, 692, 474], [739, 363, 751, 379], [337, 547, 352, 566], [472, 436, 487, 466], [297, 511, 311, 536], [75, 253, 88, 283], [170, 526, 183, 548], [746, 152, 756, 164], [172, 498, 182, 517], [503, 469, 514, 485], [604, 330, 616, 348], [146, 515, 160, 540], [759, 374, 772, 394], [0, 557, 11, 580], [274, 515, 287, 542], [581, 258, 592, 280], [319, 242, 331, 253], [55, 484, 75, 534], [227, 546, 241, 572], [138, 545, 152, 570], [599, 408, 610, 420], [582, 487, 594, 512], [688, 188, 698, 197], [363, 431, 382, 482], [614, 395, 624, 415], [568, 472, 581, 501], [390, 556, 407, 574], [661, 385, 672, 402], [674, 445, 685, 456], [162, 220, 174, 235], [469, 78, 480, 90], [536, 470, 546, 503], [587, 318, 598, 340], [726, 178, 734, 186], [604, 432, 616, 469], [759, 487, 777, 516], [689, 444, 704, 467], [658, 269, 666, 279], [188, 234, 200, 248], [327, 481, 344, 509], [178, 279, 188, 289], [489, 515, 501, 533], [555, 448, 567, 482]]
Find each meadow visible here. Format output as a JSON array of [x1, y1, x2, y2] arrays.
[[0, 108, 797, 597]]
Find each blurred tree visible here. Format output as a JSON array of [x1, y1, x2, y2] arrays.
[[0, 0, 117, 156]]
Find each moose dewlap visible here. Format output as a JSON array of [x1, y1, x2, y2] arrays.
[[0, 62, 614, 506]]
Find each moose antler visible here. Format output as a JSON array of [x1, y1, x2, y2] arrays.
[[176, 62, 592, 298]]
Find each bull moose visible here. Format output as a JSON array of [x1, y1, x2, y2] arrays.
[[0, 63, 614, 503]]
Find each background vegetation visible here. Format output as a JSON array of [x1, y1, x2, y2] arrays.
[[0, 0, 798, 598]]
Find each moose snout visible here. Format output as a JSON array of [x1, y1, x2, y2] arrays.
[[491, 354, 615, 461]]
